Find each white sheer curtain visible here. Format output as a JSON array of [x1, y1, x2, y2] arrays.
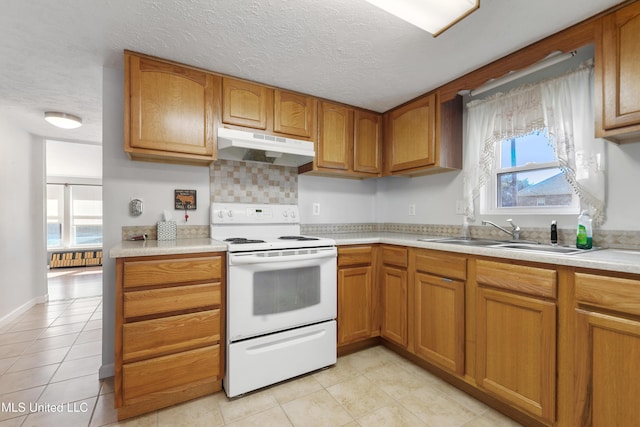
[[463, 61, 606, 225]]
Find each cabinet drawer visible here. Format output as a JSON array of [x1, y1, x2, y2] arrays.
[[122, 345, 220, 405], [414, 249, 466, 280], [123, 256, 222, 289], [382, 246, 408, 268], [476, 260, 556, 299], [124, 283, 221, 319], [123, 310, 220, 362], [338, 246, 372, 267], [576, 272, 640, 316]]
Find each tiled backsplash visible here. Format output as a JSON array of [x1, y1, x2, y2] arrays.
[[121, 222, 639, 250], [121, 225, 209, 241], [302, 223, 640, 250], [209, 159, 298, 204]]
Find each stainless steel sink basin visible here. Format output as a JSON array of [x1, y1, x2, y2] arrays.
[[418, 237, 506, 246], [494, 243, 586, 255], [418, 237, 596, 255]]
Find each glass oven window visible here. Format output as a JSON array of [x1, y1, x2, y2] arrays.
[[253, 266, 321, 315]]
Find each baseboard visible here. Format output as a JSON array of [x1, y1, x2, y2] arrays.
[[0, 294, 49, 328], [99, 363, 114, 379]]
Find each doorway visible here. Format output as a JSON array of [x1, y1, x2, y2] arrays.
[[45, 140, 103, 301]]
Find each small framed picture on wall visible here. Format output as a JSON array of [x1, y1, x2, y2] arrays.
[[174, 189, 197, 210]]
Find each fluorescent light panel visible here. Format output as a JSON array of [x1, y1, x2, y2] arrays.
[[365, 0, 479, 36]]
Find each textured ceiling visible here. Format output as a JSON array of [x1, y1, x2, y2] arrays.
[[0, 0, 623, 144]]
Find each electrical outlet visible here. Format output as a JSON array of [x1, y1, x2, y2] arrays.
[[455, 200, 465, 215], [409, 204, 416, 216], [312, 203, 320, 216]]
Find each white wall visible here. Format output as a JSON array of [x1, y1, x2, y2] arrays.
[[46, 140, 102, 181], [375, 171, 464, 225], [298, 175, 377, 223], [101, 67, 212, 377], [0, 116, 47, 322], [288, 137, 640, 231], [602, 141, 640, 230]]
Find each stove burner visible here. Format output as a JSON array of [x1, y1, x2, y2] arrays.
[[278, 236, 320, 241], [224, 238, 266, 244]]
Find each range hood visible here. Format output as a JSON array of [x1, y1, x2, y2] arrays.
[[217, 128, 315, 167]]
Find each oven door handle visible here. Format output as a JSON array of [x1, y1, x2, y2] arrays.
[[229, 247, 337, 265]]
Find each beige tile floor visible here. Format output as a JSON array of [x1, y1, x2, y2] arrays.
[[0, 297, 523, 427]]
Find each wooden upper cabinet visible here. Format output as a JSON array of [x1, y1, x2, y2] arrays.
[[354, 110, 382, 175], [386, 93, 436, 173], [301, 102, 381, 178], [274, 90, 315, 138], [317, 101, 352, 171], [383, 93, 462, 176], [222, 78, 268, 130], [597, 1, 640, 141], [125, 53, 218, 165]]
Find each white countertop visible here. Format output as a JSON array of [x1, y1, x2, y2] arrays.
[[318, 232, 640, 275], [109, 238, 227, 258], [109, 233, 640, 275]]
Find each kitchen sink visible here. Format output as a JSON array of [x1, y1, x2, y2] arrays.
[[494, 242, 588, 255], [419, 237, 596, 255], [418, 237, 506, 246]]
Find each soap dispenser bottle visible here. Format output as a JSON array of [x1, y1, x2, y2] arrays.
[[576, 210, 593, 249], [550, 221, 558, 245]]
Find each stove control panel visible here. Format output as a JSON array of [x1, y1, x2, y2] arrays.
[[211, 203, 299, 224]]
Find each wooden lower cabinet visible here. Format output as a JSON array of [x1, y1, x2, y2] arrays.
[[411, 249, 466, 375], [573, 271, 640, 426], [414, 272, 464, 375], [381, 265, 407, 347], [474, 258, 557, 425], [115, 252, 225, 420], [574, 310, 640, 426], [338, 265, 374, 344], [380, 246, 408, 348], [337, 246, 378, 347], [476, 287, 556, 423]]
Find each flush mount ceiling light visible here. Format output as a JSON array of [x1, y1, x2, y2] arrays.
[[364, 0, 479, 36], [44, 111, 83, 129]]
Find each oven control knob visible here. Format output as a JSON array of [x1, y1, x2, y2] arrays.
[[282, 211, 288, 218], [290, 210, 296, 219], [227, 210, 233, 217], [217, 210, 224, 219]]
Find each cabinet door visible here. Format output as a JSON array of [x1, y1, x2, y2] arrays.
[[222, 78, 268, 130], [127, 55, 215, 157], [354, 110, 382, 175], [601, 2, 640, 130], [274, 90, 315, 138], [386, 94, 436, 172], [476, 287, 556, 423], [381, 265, 407, 347], [337, 266, 373, 345], [414, 272, 464, 375], [317, 101, 352, 171], [574, 309, 640, 427]]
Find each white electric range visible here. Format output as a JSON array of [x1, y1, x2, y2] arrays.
[[210, 203, 337, 397]]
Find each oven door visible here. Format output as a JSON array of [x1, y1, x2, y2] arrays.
[[227, 246, 337, 341]]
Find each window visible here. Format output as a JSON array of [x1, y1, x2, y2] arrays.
[[481, 130, 579, 215], [464, 60, 605, 224], [47, 184, 102, 249]]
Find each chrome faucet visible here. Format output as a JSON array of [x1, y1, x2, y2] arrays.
[[482, 219, 521, 240]]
